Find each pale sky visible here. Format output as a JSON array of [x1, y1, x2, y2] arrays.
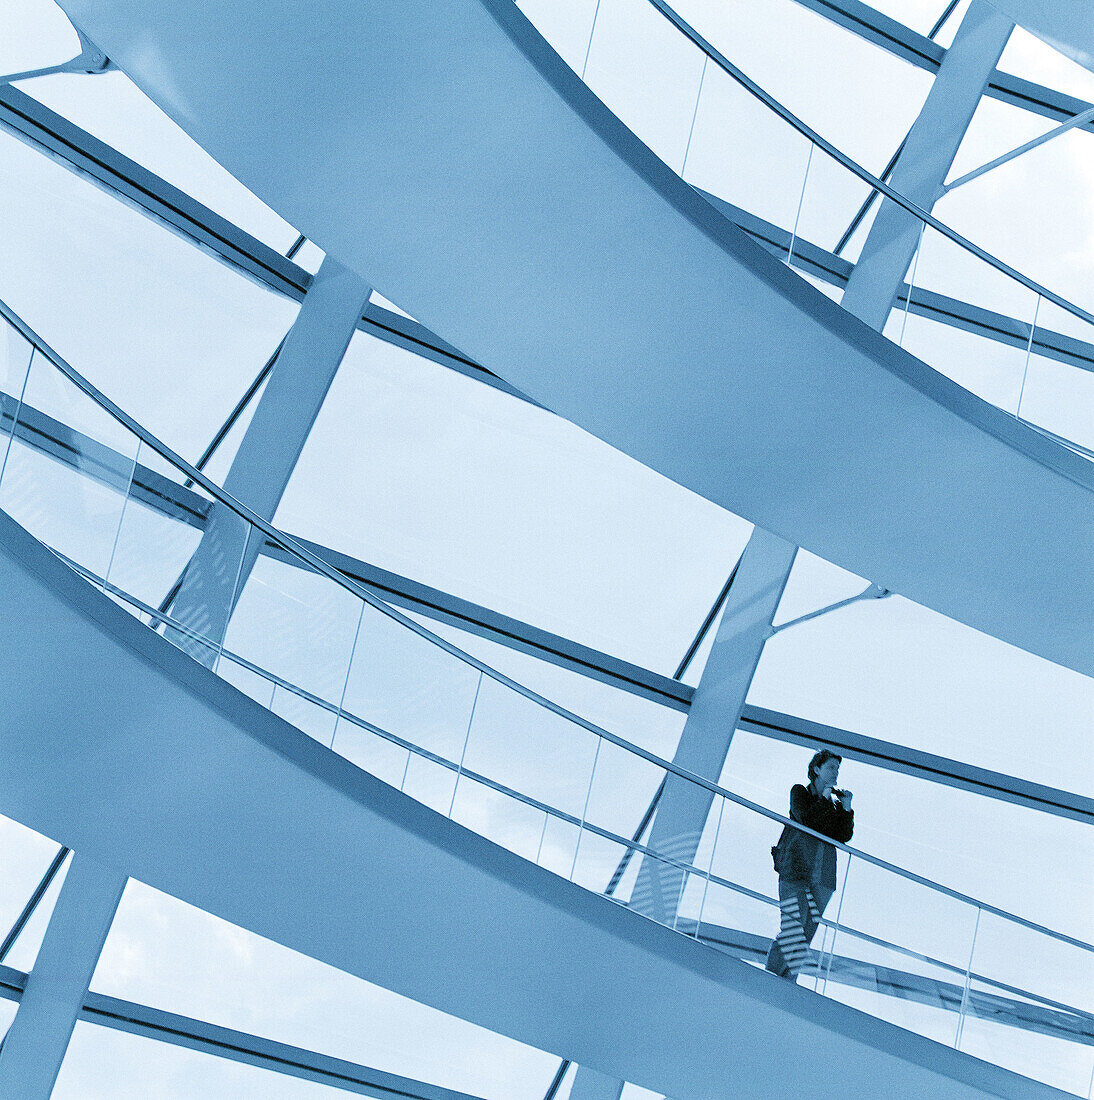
[[0, 0, 1092, 1095]]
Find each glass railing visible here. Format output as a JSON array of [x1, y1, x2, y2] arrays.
[[536, 0, 1094, 463], [0, 298, 1090, 1093]]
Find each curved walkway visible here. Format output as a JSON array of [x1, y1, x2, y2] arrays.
[[56, 0, 1094, 681], [0, 504, 1065, 1098]]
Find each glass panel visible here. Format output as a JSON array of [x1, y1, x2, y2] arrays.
[[582, 0, 706, 171], [106, 440, 208, 621], [821, 856, 978, 1035], [792, 140, 874, 261], [461, 675, 600, 821], [684, 60, 814, 234], [606, 840, 682, 916], [223, 553, 362, 713], [537, 814, 582, 882], [331, 720, 411, 788], [0, 351, 138, 580], [706, 793, 784, 907], [0, 320, 33, 480], [399, 755, 458, 816], [901, 222, 1039, 326], [831, 856, 980, 976], [339, 605, 480, 765], [515, 0, 600, 75], [692, 873, 775, 948], [147, 510, 257, 669], [572, 736, 663, 844], [1015, 297, 1094, 453], [960, 910, 1094, 1094], [450, 775, 549, 863], [816, 916, 968, 1045], [217, 655, 277, 708], [269, 686, 338, 745], [723, 730, 1094, 947]]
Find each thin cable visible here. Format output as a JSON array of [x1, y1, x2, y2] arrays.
[[100, 442, 140, 596], [580, 0, 603, 81], [603, 775, 666, 896], [330, 600, 367, 750], [819, 856, 851, 996], [1016, 294, 1042, 421], [955, 907, 982, 1048], [786, 143, 814, 269], [0, 847, 69, 963], [680, 54, 707, 179], [447, 671, 483, 817], [674, 557, 741, 681], [569, 738, 602, 882], [898, 222, 926, 348], [0, 346, 34, 492]]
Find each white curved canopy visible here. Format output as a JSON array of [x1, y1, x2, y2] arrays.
[[54, 0, 1094, 682]]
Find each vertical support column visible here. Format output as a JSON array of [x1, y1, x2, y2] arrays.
[[629, 526, 797, 925], [168, 257, 372, 665], [568, 526, 796, 1100], [839, 0, 1013, 330], [0, 854, 126, 1098]]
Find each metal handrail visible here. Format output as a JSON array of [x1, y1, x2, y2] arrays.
[[45, 557, 1094, 1030], [44, 554, 1094, 1026], [643, 0, 1094, 333], [3, 294, 1091, 955]]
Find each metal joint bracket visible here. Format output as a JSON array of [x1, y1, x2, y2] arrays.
[[768, 582, 892, 638], [942, 104, 1094, 195], [0, 29, 112, 86]]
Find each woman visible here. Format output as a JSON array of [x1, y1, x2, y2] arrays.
[[765, 749, 854, 982]]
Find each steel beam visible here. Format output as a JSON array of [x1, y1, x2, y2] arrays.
[[569, 528, 798, 1100], [2, 391, 1091, 824], [166, 257, 371, 665], [0, 966, 487, 1099], [0, 855, 126, 1099], [791, 0, 1094, 136], [840, 1, 1014, 329]]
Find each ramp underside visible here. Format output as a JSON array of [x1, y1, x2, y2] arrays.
[[981, 1, 1094, 73], [54, 0, 1094, 681], [0, 511, 1060, 1098]]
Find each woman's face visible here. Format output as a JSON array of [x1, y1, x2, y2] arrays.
[[814, 757, 840, 792]]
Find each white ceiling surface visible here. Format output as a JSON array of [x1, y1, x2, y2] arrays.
[[53, 0, 1094, 686], [985, 0, 1094, 73]]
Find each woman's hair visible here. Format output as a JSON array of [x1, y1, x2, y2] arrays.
[[807, 748, 841, 783]]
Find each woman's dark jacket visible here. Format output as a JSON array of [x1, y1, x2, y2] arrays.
[[773, 783, 854, 890]]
